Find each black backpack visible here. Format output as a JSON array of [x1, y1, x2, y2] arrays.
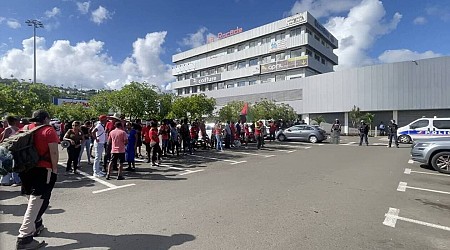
[[0, 125, 51, 174]]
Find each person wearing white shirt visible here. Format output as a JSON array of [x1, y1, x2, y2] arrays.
[[91, 115, 107, 177]]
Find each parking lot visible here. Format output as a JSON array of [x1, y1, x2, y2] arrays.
[[1, 136, 450, 249]]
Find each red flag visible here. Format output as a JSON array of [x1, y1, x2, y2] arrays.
[[241, 102, 248, 115]]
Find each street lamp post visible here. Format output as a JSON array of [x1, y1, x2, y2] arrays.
[[25, 19, 44, 84]]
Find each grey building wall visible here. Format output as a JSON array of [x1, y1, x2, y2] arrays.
[[203, 56, 450, 116]]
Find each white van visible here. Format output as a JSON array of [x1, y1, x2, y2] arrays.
[[397, 117, 450, 143]]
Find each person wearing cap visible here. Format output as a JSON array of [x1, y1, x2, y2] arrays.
[[330, 119, 341, 144], [91, 115, 108, 177], [358, 120, 369, 146], [16, 110, 59, 249]]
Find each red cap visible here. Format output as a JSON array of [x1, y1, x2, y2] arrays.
[[99, 115, 107, 120]]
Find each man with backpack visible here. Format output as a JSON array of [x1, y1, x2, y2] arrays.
[[15, 110, 59, 249]]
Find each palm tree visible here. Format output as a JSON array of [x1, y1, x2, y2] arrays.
[[311, 115, 326, 126]]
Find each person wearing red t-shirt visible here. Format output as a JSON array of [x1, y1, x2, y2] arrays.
[[16, 110, 59, 249], [254, 120, 264, 149], [159, 121, 170, 156], [141, 122, 152, 163], [150, 122, 162, 166], [244, 124, 250, 147], [106, 122, 128, 180], [269, 121, 277, 142], [190, 122, 199, 153]]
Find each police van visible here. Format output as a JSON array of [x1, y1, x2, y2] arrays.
[[398, 117, 450, 143]]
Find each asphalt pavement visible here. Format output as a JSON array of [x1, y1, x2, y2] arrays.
[[1, 136, 450, 249]]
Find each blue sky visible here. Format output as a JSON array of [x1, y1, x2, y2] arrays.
[[0, 0, 448, 90]]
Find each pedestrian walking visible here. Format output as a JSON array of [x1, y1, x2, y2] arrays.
[[170, 121, 180, 156], [331, 119, 341, 144], [125, 122, 137, 171], [15, 110, 59, 249], [255, 120, 263, 149], [358, 120, 369, 146], [91, 115, 108, 177], [387, 119, 399, 148], [379, 121, 385, 136], [150, 122, 162, 166], [0, 116, 21, 186], [78, 120, 92, 165], [63, 121, 84, 174], [106, 122, 128, 180], [160, 120, 170, 156], [215, 121, 223, 151]]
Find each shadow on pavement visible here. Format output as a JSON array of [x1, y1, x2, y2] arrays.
[[0, 189, 21, 201], [0, 204, 64, 217], [1, 223, 195, 250]]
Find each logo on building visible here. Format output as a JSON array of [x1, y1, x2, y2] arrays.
[[190, 74, 222, 86], [260, 56, 308, 74], [208, 27, 243, 43], [286, 12, 306, 27], [269, 39, 287, 52]]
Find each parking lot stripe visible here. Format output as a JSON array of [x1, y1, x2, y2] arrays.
[[179, 169, 205, 176], [404, 168, 449, 177], [408, 160, 415, 164], [383, 207, 450, 231], [232, 151, 276, 158], [263, 149, 296, 153], [383, 207, 399, 227], [92, 184, 136, 194], [397, 182, 407, 192], [59, 162, 116, 188], [189, 154, 247, 165]]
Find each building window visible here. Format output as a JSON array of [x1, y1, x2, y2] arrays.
[[217, 65, 225, 73], [238, 45, 244, 51], [290, 28, 301, 37], [249, 80, 257, 85], [262, 36, 271, 44], [290, 49, 301, 58], [305, 29, 312, 35], [262, 55, 271, 64], [249, 41, 256, 47], [276, 52, 286, 61], [314, 34, 320, 41], [321, 58, 326, 64], [306, 49, 312, 56], [177, 75, 183, 81], [218, 82, 225, 89], [249, 58, 258, 66], [227, 63, 236, 71], [193, 71, 200, 78], [226, 83, 235, 88], [185, 73, 191, 79], [209, 68, 216, 75], [237, 61, 246, 69], [227, 47, 234, 54], [184, 87, 190, 94], [177, 89, 183, 95], [200, 70, 206, 76], [315, 54, 320, 61], [237, 81, 246, 87], [276, 33, 285, 41], [276, 74, 286, 82], [200, 85, 206, 92], [192, 86, 198, 93]]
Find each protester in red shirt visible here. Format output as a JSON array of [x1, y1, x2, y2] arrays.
[[16, 110, 59, 249], [141, 122, 151, 163], [269, 121, 277, 142], [190, 122, 199, 152], [159, 121, 170, 156], [254, 120, 263, 149], [106, 122, 128, 180], [150, 122, 162, 166]]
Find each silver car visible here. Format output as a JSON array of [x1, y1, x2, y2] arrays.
[[276, 125, 327, 143], [410, 138, 450, 174]]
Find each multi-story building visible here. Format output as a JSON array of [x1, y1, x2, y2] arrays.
[[171, 11, 338, 96]]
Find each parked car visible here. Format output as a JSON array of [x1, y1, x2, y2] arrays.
[[410, 138, 450, 174], [276, 125, 327, 143]]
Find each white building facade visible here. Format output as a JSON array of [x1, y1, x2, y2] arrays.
[[171, 11, 338, 95]]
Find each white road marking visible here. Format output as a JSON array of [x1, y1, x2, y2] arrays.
[[373, 143, 388, 146], [397, 182, 407, 192], [404, 168, 449, 177], [383, 207, 399, 227], [59, 162, 136, 194], [383, 207, 450, 231], [233, 151, 276, 158], [397, 181, 450, 195], [342, 142, 357, 146], [189, 154, 247, 165], [263, 148, 296, 153], [179, 169, 205, 175], [92, 184, 136, 194], [408, 160, 415, 164], [274, 144, 311, 149]]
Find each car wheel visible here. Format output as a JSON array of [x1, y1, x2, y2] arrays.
[[309, 135, 318, 143], [398, 135, 411, 144], [431, 151, 450, 174], [278, 134, 286, 141]]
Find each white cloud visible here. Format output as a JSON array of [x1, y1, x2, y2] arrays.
[[321, 0, 402, 70], [426, 5, 450, 22], [0, 17, 5, 24], [45, 7, 61, 18], [0, 32, 174, 90], [413, 16, 426, 25], [378, 49, 442, 64], [289, 0, 360, 18], [6, 19, 21, 29], [180, 27, 217, 49], [77, 1, 90, 14], [91, 6, 113, 25]]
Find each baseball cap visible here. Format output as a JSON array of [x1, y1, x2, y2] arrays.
[[29, 110, 50, 122], [99, 115, 107, 120]]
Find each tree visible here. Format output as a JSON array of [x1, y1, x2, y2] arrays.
[[112, 82, 159, 120], [251, 99, 297, 122], [49, 103, 96, 121], [218, 101, 245, 122], [349, 105, 362, 128], [170, 94, 216, 120], [311, 115, 326, 126], [89, 90, 115, 115], [158, 93, 175, 119]]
